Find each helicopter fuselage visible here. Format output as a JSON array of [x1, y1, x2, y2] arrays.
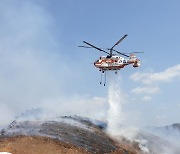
[[94, 54, 140, 71]]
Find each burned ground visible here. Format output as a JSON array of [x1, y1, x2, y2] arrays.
[[1, 116, 180, 154], [0, 116, 138, 154]]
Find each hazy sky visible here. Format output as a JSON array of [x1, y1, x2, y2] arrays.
[[0, 0, 180, 126]]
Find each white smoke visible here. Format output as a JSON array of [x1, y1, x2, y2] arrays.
[[0, 103, 14, 126], [106, 78, 180, 154], [0, 0, 63, 125], [0, 0, 109, 126], [39, 96, 108, 121], [147, 125, 180, 148]]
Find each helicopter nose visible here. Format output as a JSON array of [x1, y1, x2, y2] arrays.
[[94, 60, 98, 66]]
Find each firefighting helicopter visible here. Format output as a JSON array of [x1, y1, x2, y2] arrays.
[[79, 34, 143, 86]]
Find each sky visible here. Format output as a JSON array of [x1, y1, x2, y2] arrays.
[[0, 0, 180, 126]]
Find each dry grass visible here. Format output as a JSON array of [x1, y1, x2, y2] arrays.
[[0, 136, 88, 154]]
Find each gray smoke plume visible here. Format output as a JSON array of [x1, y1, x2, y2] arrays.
[[0, 0, 63, 125]]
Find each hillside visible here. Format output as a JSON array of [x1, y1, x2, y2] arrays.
[[0, 116, 139, 154], [0, 136, 87, 154], [0, 116, 180, 154]]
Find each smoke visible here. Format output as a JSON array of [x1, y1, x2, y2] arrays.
[[0, 0, 63, 125], [106, 78, 180, 154], [39, 96, 108, 121], [0, 0, 111, 126], [0, 103, 14, 126], [146, 125, 180, 148]]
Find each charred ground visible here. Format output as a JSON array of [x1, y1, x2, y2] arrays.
[[0, 116, 180, 154], [0, 116, 139, 154]]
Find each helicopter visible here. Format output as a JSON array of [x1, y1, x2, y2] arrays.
[[79, 34, 143, 86]]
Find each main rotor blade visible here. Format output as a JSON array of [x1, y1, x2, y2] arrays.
[[79, 45, 109, 50], [112, 49, 129, 57], [121, 51, 144, 54], [111, 34, 128, 50], [83, 41, 110, 55], [78, 45, 92, 48]]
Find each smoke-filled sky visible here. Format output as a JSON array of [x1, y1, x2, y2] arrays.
[[0, 0, 180, 126]]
